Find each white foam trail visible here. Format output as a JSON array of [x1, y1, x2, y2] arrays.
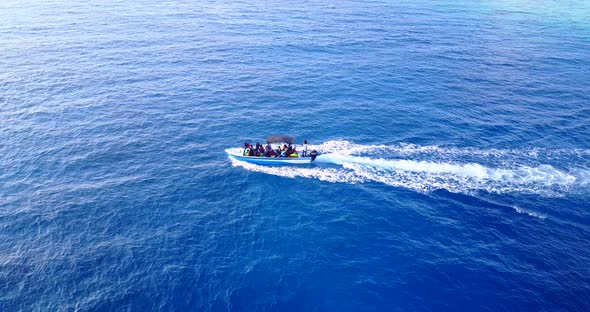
[[310, 140, 590, 158], [309, 140, 389, 155], [512, 205, 548, 220], [577, 170, 590, 187], [320, 154, 577, 184], [228, 142, 590, 197], [229, 157, 365, 184]]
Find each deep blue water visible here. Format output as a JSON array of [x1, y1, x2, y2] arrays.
[[2, 0, 590, 310]]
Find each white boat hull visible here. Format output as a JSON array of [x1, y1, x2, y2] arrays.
[[227, 152, 314, 165]]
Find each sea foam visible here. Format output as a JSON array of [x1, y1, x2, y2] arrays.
[[228, 141, 590, 197]]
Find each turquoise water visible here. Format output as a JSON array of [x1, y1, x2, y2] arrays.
[[1, 0, 590, 310]]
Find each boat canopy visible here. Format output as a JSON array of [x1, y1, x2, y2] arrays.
[[266, 135, 294, 144]]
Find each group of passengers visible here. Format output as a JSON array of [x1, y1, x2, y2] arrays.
[[243, 140, 308, 158]]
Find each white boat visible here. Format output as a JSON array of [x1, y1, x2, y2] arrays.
[[226, 135, 318, 165]]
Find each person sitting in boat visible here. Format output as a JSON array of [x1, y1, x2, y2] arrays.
[[243, 143, 251, 156], [276, 146, 282, 157], [280, 144, 289, 157], [258, 144, 264, 156], [254, 143, 262, 156], [290, 145, 298, 157], [285, 144, 294, 157], [264, 148, 276, 157], [264, 143, 274, 157]]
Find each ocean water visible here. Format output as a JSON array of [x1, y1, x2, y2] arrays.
[[1, 0, 590, 310]]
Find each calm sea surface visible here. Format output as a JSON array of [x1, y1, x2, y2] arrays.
[[2, 0, 590, 311]]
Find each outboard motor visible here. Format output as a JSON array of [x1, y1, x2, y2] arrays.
[[309, 150, 318, 161]]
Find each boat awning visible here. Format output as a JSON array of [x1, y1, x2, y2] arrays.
[[266, 135, 294, 144]]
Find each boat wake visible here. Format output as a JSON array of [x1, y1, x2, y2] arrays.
[[228, 141, 590, 197], [512, 205, 548, 220]]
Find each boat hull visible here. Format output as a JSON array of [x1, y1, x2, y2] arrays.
[[227, 152, 313, 165]]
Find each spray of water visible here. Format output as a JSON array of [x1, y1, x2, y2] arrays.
[[227, 141, 590, 197]]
